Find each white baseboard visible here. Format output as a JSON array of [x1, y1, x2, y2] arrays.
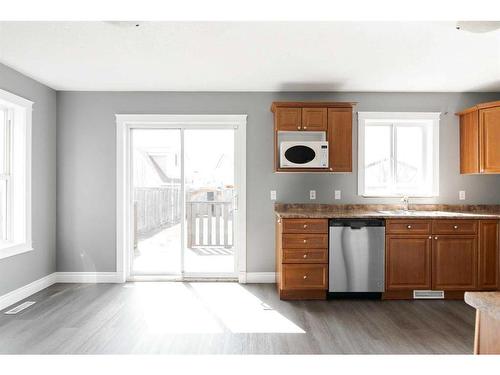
[[244, 272, 276, 283], [55, 272, 124, 283], [0, 270, 273, 311], [0, 273, 57, 311]]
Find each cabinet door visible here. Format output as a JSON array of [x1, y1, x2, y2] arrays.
[[302, 108, 327, 131], [328, 108, 352, 172], [459, 111, 480, 174], [432, 235, 477, 290], [276, 107, 302, 131], [479, 107, 500, 173], [386, 235, 432, 290], [478, 220, 499, 290]]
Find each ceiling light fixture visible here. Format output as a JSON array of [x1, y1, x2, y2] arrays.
[[106, 21, 142, 28], [455, 21, 500, 33]]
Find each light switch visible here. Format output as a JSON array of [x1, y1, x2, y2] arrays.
[[270, 190, 277, 201], [459, 190, 466, 200], [309, 190, 316, 200], [334, 190, 341, 200]]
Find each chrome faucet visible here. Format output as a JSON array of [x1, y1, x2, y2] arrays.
[[401, 196, 409, 211]]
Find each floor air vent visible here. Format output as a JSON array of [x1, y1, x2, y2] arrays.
[[413, 290, 444, 299], [4, 301, 36, 315]]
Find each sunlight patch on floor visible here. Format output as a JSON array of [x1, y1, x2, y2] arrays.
[[189, 282, 305, 334], [131, 282, 224, 334], [124, 282, 305, 334]]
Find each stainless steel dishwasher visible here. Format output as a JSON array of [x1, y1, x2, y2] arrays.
[[329, 219, 385, 296]]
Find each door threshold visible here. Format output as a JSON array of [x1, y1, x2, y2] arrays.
[[128, 275, 238, 282]]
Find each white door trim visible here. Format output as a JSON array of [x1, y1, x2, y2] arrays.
[[116, 114, 247, 283]]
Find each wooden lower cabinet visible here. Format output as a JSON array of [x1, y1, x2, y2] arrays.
[[386, 235, 432, 290], [385, 219, 499, 298], [276, 218, 499, 300], [478, 220, 499, 289], [276, 218, 329, 300], [432, 235, 477, 290]]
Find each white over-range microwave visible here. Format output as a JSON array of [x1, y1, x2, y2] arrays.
[[280, 141, 329, 168]]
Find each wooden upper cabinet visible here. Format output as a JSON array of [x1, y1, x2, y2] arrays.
[[328, 108, 353, 172], [478, 220, 499, 290], [432, 235, 477, 290], [460, 111, 480, 174], [457, 101, 500, 174], [480, 107, 500, 173], [276, 107, 302, 131], [302, 108, 327, 131], [272, 102, 354, 172], [386, 235, 432, 290]]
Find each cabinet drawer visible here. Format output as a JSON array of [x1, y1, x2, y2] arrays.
[[432, 220, 477, 235], [386, 220, 431, 235], [282, 234, 328, 249], [282, 219, 328, 234], [282, 264, 328, 290], [282, 249, 328, 264]]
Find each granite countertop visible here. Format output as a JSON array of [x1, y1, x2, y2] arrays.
[[465, 292, 500, 320], [274, 203, 500, 219]]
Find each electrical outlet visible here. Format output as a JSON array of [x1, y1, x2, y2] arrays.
[[309, 190, 316, 200], [334, 190, 341, 200], [459, 190, 466, 200], [270, 190, 277, 201]]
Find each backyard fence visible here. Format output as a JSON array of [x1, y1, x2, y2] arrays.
[[134, 186, 234, 249], [134, 185, 182, 237]]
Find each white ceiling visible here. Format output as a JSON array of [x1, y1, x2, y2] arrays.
[[0, 21, 499, 92]]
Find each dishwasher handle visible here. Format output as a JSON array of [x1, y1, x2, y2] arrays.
[[329, 219, 385, 228]]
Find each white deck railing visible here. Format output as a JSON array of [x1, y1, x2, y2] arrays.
[[134, 187, 233, 249], [186, 201, 233, 248]]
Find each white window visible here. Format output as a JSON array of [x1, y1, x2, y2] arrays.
[[0, 89, 32, 259], [358, 112, 439, 197]]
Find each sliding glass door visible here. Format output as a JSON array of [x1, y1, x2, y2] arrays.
[[130, 126, 237, 278], [184, 129, 235, 275]]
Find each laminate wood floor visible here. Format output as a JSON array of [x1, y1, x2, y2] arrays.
[[0, 282, 475, 354]]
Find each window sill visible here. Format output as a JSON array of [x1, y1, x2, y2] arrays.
[[0, 242, 33, 260]]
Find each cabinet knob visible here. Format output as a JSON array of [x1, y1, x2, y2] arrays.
[[434, 236, 438, 240], [303, 224, 308, 228], [297, 126, 301, 130], [303, 239, 307, 243], [407, 225, 412, 229], [303, 254, 308, 258], [303, 126, 308, 130], [303, 275, 308, 279], [428, 236, 432, 239], [453, 225, 458, 229]]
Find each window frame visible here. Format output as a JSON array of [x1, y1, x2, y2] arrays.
[[358, 112, 440, 198], [0, 89, 33, 260]]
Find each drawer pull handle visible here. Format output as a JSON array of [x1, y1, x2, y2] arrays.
[[453, 225, 458, 229], [303, 239, 307, 243], [407, 225, 412, 229], [303, 275, 308, 279], [303, 224, 308, 228], [303, 254, 308, 258]]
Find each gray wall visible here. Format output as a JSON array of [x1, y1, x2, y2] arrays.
[[0, 63, 57, 295], [56, 92, 500, 273]]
